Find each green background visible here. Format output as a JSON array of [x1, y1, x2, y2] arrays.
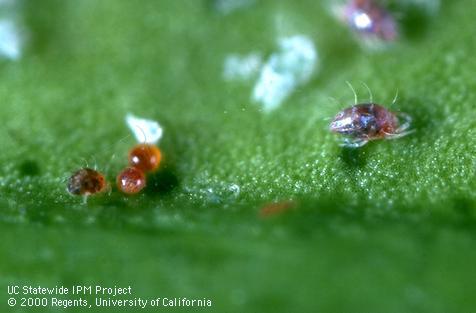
[[1, 0, 475, 312]]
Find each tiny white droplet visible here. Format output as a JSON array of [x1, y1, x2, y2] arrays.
[[126, 114, 163, 144]]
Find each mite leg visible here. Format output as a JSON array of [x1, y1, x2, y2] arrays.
[[384, 130, 415, 140], [395, 112, 412, 133], [340, 137, 368, 148]]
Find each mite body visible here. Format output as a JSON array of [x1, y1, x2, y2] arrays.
[[67, 168, 108, 202], [342, 0, 398, 42], [330, 103, 412, 148]]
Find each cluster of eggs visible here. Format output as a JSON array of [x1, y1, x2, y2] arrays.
[[117, 144, 162, 194]]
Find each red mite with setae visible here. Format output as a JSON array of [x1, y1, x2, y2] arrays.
[[330, 83, 413, 148]]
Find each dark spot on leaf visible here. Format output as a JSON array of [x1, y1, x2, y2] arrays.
[[19, 160, 41, 177], [145, 166, 179, 196]]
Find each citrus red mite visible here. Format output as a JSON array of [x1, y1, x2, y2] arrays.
[[116, 167, 146, 195], [342, 0, 398, 42], [67, 168, 107, 196], [330, 103, 412, 148], [128, 144, 162, 173]]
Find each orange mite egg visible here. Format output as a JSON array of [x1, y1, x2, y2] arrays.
[[67, 168, 107, 196], [128, 144, 162, 173], [116, 167, 146, 195], [260, 201, 296, 217]]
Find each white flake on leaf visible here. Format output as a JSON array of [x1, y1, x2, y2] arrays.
[[252, 35, 317, 111], [223, 53, 262, 81], [0, 19, 22, 60], [126, 114, 163, 144]]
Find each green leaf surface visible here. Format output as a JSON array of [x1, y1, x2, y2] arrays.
[[1, 0, 475, 312]]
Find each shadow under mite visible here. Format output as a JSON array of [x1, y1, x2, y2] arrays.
[[18, 159, 41, 177], [144, 166, 180, 196], [340, 146, 369, 168]]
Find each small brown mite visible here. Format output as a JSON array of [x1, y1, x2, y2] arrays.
[[67, 168, 107, 196], [330, 103, 412, 148], [116, 167, 146, 195], [128, 144, 162, 173]]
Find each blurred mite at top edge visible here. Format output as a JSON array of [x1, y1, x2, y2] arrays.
[[336, 0, 398, 43]]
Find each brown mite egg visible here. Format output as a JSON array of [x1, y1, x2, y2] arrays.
[[260, 201, 296, 218], [67, 168, 107, 196], [116, 167, 146, 195], [128, 144, 162, 173]]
